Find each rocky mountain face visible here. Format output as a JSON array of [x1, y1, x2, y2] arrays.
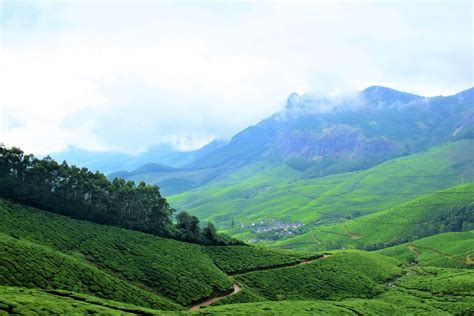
[[188, 86, 473, 176]]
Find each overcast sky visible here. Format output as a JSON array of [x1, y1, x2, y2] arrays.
[[0, 0, 472, 155]]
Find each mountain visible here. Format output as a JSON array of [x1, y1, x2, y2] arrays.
[[111, 86, 472, 196], [186, 86, 473, 176], [49, 139, 227, 174]]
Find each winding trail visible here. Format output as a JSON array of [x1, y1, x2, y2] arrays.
[[189, 254, 332, 311], [190, 284, 241, 311]]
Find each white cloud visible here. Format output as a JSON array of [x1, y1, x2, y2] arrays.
[[0, 0, 472, 154]]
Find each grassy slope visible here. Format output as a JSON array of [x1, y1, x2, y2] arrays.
[[235, 251, 401, 301], [3, 266, 472, 315], [202, 246, 315, 274], [0, 233, 180, 310], [169, 140, 474, 235], [0, 286, 168, 315], [377, 231, 474, 269], [275, 183, 474, 251], [0, 200, 233, 307], [0, 199, 325, 309], [197, 267, 474, 315]]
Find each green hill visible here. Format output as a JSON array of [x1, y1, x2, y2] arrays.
[[275, 183, 474, 251], [0, 199, 319, 310], [203, 246, 315, 274], [234, 251, 400, 302], [194, 267, 474, 315], [0, 286, 169, 315], [169, 140, 474, 243], [1, 199, 472, 315], [0, 233, 180, 310], [377, 231, 474, 269], [0, 200, 233, 307]]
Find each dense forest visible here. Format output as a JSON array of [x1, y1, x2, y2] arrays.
[[0, 145, 240, 246]]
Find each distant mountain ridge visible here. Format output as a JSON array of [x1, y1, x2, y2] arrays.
[[50, 139, 227, 174], [187, 86, 473, 174], [50, 86, 473, 194]]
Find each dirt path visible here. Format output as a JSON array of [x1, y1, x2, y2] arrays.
[[189, 254, 332, 311], [190, 283, 241, 311]]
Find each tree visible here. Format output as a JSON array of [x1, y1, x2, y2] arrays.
[[0, 144, 241, 246], [203, 222, 218, 244], [176, 211, 201, 242]]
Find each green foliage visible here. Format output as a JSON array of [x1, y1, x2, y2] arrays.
[[0, 286, 169, 315], [0, 145, 239, 246], [198, 266, 474, 315], [170, 140, 474, 243], [0, 233, 180, 310], [203, 246, 315, 274], [276, 183, 474, 251], [0, 200, 233, 306], [377, 231, 474, 268], [235, 251, 401, 301]]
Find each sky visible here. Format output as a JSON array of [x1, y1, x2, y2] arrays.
[[0, 0, 472, 155]]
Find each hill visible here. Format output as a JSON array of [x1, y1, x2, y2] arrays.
[[0, 199, 317, 309], [109, 165, 219, 196], [275, 183, 474, 251], [234, 251, 400, 302], [0, 233, 180, 310], [195, 266, 474, 315], [0, 199, 473, 315], [49, 140, 227, 174], [377, 231, 474, 269], [0, 286, 168, 315], [170, 139, 474, 242]]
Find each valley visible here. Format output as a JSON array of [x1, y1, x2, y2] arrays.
[[0, 86, 472, 315]]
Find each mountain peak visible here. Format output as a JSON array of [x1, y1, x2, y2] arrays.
[[286, 92, 303, 109], [361, 86, 421, 104]]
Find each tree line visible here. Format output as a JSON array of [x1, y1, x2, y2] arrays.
[[0, 145, 241, 246]]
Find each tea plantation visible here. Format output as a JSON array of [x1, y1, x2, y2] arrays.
[[0, 233, 180, 310], [0, 286, 168, 315], [276, 183, 474, 251], [202, 245, 315, 274], [377, 231, 474, 268], [1, 198, 473, 315], [235, 251, 401, 301]]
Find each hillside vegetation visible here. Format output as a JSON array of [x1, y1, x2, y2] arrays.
[[202, 246, 315, 274], [195, 267, 474, 315], [170, 140, 474, 243], [377, 231, 474, 269], [1, 199, 473, 315], [0, 200, 233, 306], [0, 233, 180, 310], [0, 145, 239, 246], [234, 251, 400, 302], [276, 183, 474, 251], [0, 199, 322, 309], [0, 286, 168, 315]]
